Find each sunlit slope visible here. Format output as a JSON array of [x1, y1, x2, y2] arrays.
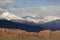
[[0, 28, 60, 38]]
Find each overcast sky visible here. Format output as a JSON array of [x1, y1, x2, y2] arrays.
[[0, 0, 60, 17]]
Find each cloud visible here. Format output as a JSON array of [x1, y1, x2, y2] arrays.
[[5, 0, 14, 3], [0, 0, 14, 3], [50, 0, 60, 2], [0, 0, 14, 7], [0, 8, 7, 11], [1, 6, 60, 18], [8, 6, 60, 17], [0, 8, 8, 14]]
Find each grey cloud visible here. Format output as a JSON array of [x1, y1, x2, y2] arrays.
[[1, 6, 60, 18], [0, 0, 14, 8], [7, 6, 60, 18]]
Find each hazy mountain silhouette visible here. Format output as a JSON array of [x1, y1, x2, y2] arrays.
[[0, 19, 60, 32], [41, 20, 60, 31], [0, 19, 44, 32]]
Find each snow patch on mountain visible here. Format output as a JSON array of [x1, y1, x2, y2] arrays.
[[0, 12, 24, 20], [23, 16, 60, 23], [42, 16, 60, 23], [0, 12, 60, 24], [25, 17, 40, 23]]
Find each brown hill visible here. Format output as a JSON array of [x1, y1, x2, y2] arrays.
[[0, 28, 60, 38]]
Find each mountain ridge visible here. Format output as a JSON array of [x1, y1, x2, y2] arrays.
[[0, 19, 44, 32], [0, 12, 60, 24], [0, 12, 24, 20]]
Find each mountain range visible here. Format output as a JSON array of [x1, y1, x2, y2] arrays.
[[0, 12, 60, 32]]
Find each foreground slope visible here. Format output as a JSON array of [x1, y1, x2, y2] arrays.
[[0, 28, 60, 38]]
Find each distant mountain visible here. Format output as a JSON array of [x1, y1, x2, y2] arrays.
[[0, 12, 40, 25], [41, 20, 60, 31], [0, 19, 44, 32], [41, 16, 60, 23], [23, 16, 60, 24], [0, 12, 60, 32], [0, 19, 60, 32], [0, 12, 60, 24], [0, 12, 40, 24], [0, 12, 24, 20]]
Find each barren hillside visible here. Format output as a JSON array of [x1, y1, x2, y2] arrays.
[[0, 28, 60, 37]]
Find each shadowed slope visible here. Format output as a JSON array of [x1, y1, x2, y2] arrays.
[[0, 20, 44, 32], [41, 20, 60, 31]]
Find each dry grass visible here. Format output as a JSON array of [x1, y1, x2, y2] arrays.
[[0, 28, 60, 40], [0, 28, 60, 37]]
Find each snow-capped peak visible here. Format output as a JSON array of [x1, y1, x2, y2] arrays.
[[24, 16, 40, 23], [0, 12, 24, 20], [22, 16, 60, 23], [0, 12, 60, 24], [42, 16, 60, 22], [24, 16, 60, 23]]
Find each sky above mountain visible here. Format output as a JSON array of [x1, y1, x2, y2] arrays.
[[0, 0, 60, 18]]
